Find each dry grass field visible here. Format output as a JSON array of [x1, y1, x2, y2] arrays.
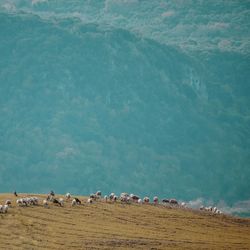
[[0, 193, 250, 249]]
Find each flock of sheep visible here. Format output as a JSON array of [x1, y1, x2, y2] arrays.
[[0, 190, 223, 215]]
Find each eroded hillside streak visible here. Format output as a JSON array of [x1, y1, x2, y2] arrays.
[[0, 194, 250, 249]]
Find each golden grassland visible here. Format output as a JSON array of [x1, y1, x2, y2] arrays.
[[0, 193, 250, 249]]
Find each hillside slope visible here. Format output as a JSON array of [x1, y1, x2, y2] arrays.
[[0, 194, 250, 249]]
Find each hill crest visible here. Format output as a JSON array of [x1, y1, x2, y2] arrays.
[[0, 193, 250, 249]]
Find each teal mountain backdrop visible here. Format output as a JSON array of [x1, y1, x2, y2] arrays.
[[0, 1, 249, 213]]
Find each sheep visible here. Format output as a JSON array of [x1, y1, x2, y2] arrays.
[[162, 199, 169, 203], [30, 197, 39, 206], [153, 196, 159, 204], [5, 200, 11, 206], [71, 199, 77, 206], [16, 198, 27, 206], [113, 195, 118, 202], [59, 198, 64, 206], [2, 204, 9, 213], [109, 193, 115, 201], [121, 196, 130, 203], [50, 191, 55, 197], [103, 195, 108, 202], [180, 202, 187, 208], [216, 209, 222, 214], [130, 194, 140, 202], [16, 199, 22, 206], [200, 205, 205, 211], [143, 197, 150, 203], [137, 199, 142, 204], [52, 198, 62, 206], [96, 191, 102, 198], [87, 198, 93, 203], [120, 193, 129, 198], [90, 194, 97, 201], [120, 193, 130, 203], [65, 193, 71, 200], [24, 197, 31, 205], [43, 199, 49, 208], [169, 199, 178, 205], [73, 197, 81, 205], [0, 205, 3, 213]]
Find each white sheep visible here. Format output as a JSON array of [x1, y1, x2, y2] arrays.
[[130, 194, 140, 202], [2, 204, 9, 213], [103, 195, 108, 202], [5, 200, 11, 206], [71, 199, 77, 206], [212, 207, 218, 213], [153, 196, 159, 204], [43, 199, 49, 208], [109, 193, 115, 200], [180, 202, 187, 208], [96, 191, 102, 198], [65, 193, 71, 200], [16, 198, 25, 206], [87, 198, 93, 203], [137, 199, 142, 204], [59, 198, 64, 206], [200, 205, 205, 211]]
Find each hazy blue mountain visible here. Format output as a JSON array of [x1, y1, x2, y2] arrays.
[[0, 1, 249, 207]]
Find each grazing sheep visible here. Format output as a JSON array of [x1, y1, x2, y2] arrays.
[[71, 199, 77, 206], [162, 199, 169, 203], [5, 200, 11, 206], [87, 198, 93, 203], [59, 198, 64, 206], [143, 197, 150, 203], [130, 194, 140, 202], [16, 198, 27, 206], [121, 196, 130, 203], [52, 198, 62, 206], [73, 197, 81, 205], [120, 193, 130, 203], [153, 196, 159, 204], [212, 207, 218, 213], [113, 195, 118, 202], [180, 202, 187, 208], [216, 209, 222, 214], [2, 204, 9, 213], [43, 199, 49, 208], [120, 193, 129, 198], [65, 193, 71, 200], [30, 197, 39, 206], [103, 195, 108, 202], [16, 199, 22, 206], [96, 191, 102, 198], [169, 199, 178, 205], [109, 193, 115, 201], [90, 194, 97, 201], [137, 199, 142, 204]]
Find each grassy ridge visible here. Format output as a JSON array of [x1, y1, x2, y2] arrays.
[[0, 193, 250, 249]]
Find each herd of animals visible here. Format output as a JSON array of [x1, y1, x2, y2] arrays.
[[0, 190, 223, 215]]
